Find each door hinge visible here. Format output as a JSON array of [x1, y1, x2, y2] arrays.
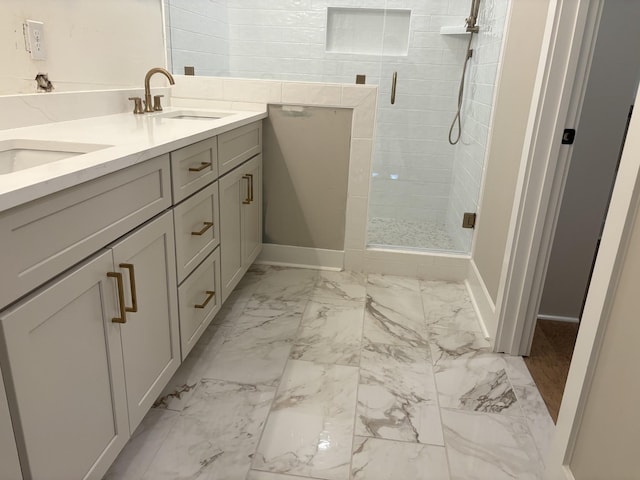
[[562, 128, 576, 144], [462, 212, 476, 229]]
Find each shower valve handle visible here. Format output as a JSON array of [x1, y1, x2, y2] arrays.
[[391, 72, 398, 105]]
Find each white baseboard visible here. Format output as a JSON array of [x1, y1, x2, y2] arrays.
[[466, 259, 497, 342], [537, 314, 580, 323], [256, 244, 344, 271]]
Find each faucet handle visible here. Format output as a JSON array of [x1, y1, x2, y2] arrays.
[[153, 95, 165, 112], [128, 97, 144, 115]]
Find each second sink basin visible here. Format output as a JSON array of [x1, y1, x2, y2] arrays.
[[0, 139, 111, 175], [156, 110, 234, 121]]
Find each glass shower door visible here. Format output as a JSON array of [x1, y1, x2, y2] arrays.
[[366, 0, 509, 254]]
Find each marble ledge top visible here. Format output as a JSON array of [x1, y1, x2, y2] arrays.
[[0, 106, 267, 213]]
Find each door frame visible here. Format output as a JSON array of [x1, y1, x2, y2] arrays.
[[494, 0, 602, 356]]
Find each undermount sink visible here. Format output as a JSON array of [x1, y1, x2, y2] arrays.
[[156, 110, 233, 120], [0, 139, 110, 175]]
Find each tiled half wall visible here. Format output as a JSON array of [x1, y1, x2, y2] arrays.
[[171, 75, 469, 280]]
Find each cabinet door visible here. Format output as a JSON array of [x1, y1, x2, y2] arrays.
[[111, 212, 180, 433], [0, 367, 22, 480], [0, 251, 129, 480], [242, 154, 263, 267], [219, 164, 245, 302]]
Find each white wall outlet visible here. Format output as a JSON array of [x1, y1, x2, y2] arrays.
[[24, 20, 46, 60]]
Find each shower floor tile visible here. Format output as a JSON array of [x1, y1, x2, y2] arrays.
[[367, 216, 457, 251], [105, 267, 549, 480]]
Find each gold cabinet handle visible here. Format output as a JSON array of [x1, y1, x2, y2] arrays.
[[188, 162, 212, 172], [242, 174, 252, 204], [247, 173, 254, 202], [119, 263, 138, 313], [107, 272, 127, 324], [194, 290, 215, 309], [391, 72, 398, 105], [191, 221, 214, 236]]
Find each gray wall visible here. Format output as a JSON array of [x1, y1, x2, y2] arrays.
[[263, 105, 352, 251], [473, 0, 550, 302], [540, 0, 640, 320]]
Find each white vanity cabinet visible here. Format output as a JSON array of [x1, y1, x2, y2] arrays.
[[0, 118, 263, 480], [219, 154, 263, 302], [0, 211, 179, 480]]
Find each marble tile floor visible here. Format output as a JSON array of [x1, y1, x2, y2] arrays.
[[104, 265, 555, 480], [367, 217, 457, 251]]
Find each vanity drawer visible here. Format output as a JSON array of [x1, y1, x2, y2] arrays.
[[178, 248, 221, 360], [173, 181, 220, 283], [0, 155, 171, 310], [218, 121, 262, 175], [170, 137, 218, 203]]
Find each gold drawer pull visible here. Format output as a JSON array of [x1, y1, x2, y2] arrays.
[[107, 271, 127, 324], [242, 174, 252, 204], [119, 263, 138, 312], [188, 162, 212, 172], [191, 221, 214, 236], [194, 290, 215, 309]]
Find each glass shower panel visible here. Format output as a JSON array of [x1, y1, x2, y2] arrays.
[[366, 0, 509, 254], [367, 1, 467, 252], [165, 0, 510, 255]]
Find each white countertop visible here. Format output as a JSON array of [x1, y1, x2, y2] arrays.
[[0, 106, 267, 212]]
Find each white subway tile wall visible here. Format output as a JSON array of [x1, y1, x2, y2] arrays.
[[169, 0, 230, 77], [447, 0, 509, 251], [167, 0, 509, 254]]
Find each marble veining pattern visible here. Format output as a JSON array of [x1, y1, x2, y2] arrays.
[[513, 385, 556, 466], [363, 285, 429, 348], [252, 360, 359, 480], [291, 297, 364, 367], [142, 379, 276, 480], [428, 327, 492, 366], [356, 342, 443, 445], [422, 280, 482, 332], [105, 267, 551, 480], [442, 409, 544, 480], [352, 436, 450, 480], [434, 355, 520, 415]]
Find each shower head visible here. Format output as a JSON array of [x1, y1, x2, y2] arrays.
[[466, 0, 481, 33]]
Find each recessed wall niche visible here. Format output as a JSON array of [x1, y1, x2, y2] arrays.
[[325, 7, 411, 56]]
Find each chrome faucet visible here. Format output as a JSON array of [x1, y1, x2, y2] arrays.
[[144, 67, 175, 113]]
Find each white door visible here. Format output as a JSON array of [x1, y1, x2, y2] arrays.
[[0, 250, 129, 480], [111, 211, 180, 433]]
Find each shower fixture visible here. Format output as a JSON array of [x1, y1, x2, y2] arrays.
[[466, 0, 481, 33], [449, 0, 481, 145]]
